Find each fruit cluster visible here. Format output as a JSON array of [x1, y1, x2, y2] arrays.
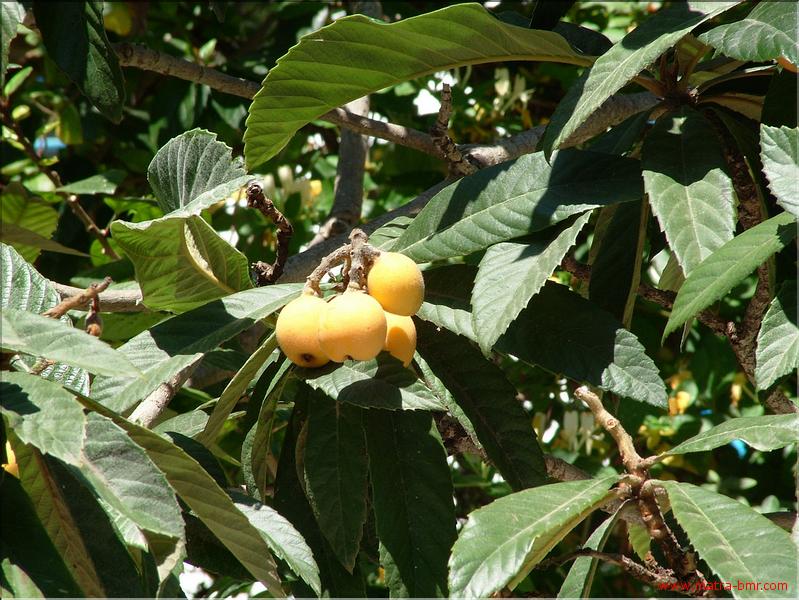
[[276, 250, 425, 368]]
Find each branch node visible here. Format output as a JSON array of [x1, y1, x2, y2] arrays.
[[430, 84, 478, 177], [247, 180, 293, 285]]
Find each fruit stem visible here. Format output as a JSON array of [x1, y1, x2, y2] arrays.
[[304, 244, 352, 296], [346, 228, 380, 291]]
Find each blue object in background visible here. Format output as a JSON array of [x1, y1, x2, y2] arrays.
[[33, 135, 66, 158], [730, 439, 747, 458]]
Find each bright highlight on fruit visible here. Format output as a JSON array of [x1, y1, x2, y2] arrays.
[[275, 293, 330, 367], [367, 252, 425, 316], [318, 290, 387, 362], [384, 312, 416, 367]]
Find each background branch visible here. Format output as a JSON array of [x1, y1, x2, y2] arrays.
[[128, 358, 201, 427]]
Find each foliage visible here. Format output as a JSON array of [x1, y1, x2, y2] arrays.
[[1, 1, 796, 599]]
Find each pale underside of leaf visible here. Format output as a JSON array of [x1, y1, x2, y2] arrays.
[[754, 281, 798, 390]]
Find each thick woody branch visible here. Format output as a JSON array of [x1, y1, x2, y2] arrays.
[[128, 358, 201, 427], [246, 181, 293, 285], [51, 281, 147, 312]]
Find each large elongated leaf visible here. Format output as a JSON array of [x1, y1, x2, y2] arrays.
[[298, 354, 445, 411], [394, 149, 642, 263], [366, 410, 456, 597], [1, 308, 140, 377], [231, 493, 322, 596], [665, 414, 799, 456], [1, 222, 89, 258], [661, 481, 797, 599], [699, 2, 798, 65], [32, 1, 125, 122], [472, 213, 591, 352], [303, 391, 368, 572], [0, 183, 59, 262], [91, 283, 302, 413], [1, 372, 85, 465], [497, 281, 668, 407], [664, 212, 797, 339], [111, 215, 253, 313], [56, 171, 126, 196], [417, 264, 478, 342], [760, 125, 798, 218], [642, 107, 735, 275], [76, 394, 284, 595], [417, 321, 546, 490], [448, 476, 618, 598], [1, 243, 89, 394], [1, 2, 25, 86], [755, 281, 798, 390], [243, 2, 590, 167], [558, 509, 622, 599], [543, 1, 740, 155], [148, 129, 250, 215], [197, 333, 277, 446]]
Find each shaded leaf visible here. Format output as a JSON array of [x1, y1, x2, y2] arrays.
[[448, 476, 618, 598], [32, 0, 125, 122], [664, 212, 797, 339], [416, 264, 478, 342], [56, 170, 126, 196], [558, 509, 622, 598], [111, 214, 253, 313], [0, 183, 59, 262], [497, 282, 668, 407], [1, 1, 25, 87], [760, 125, 798, 217], [665, 414, 799, 456], [543, 1, 740, 155], [699, 2, 798, 65], [366, 409, 456, 597], [394, 149, 643, 263], [472, 212, 591, 352], [662, 481, 797, 599], [0, 222, 89, 257], [417, 321, 546, 490], [244, 3, 589, 166], [1, 308, 140, 377], [147, 129, 250, 215], [627, 521, 651, 562], [642, 107, 735, 275], [304, 391, 368, 572], [755, 281, 798, 390], [298, 354, 445, 411]]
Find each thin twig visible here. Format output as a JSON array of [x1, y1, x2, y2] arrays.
[[50, 281, 146, 312], [246, 181, 293, 285], [346, 228, 380, 291], [84, 294, 103, 337], [304, 244, 352, 296], [128, 358, 201, 427], [430, 84, 477, 177], [43, 277, 112, 319]]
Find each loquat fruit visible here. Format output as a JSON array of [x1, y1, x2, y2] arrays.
[[383, 312, 416, 367], [318, 290, 387, 362], [367, 252, 425, 316], [275, 293, 330, 367]]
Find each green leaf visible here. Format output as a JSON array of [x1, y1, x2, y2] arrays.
[[76, 394, 285, 595], [368, 215, 414, 251], [3, 64, 31, 97], [90, 284, 302, 412], [472, 213, 591, 352], [148, 129, 250, 215], [417, 264, 478, 342], [78, 413, 184, 539], [298, 354, 445, 411], [32, 1, 126, 122], [699, 2, 798, 66], [1, 557, 45, 599], [0, 182, 59, 262], [760, 125, 799, 218], [448, 476, 618, 598], [666, 414, 799, 456], [366, 409, 456, 597], [394, 149, 643, 263], [0, 244, 89, 394], [153, 410, 209, 438], [231, 493, 322, 596], [0, 222, 89, 257], [543, 1, 740, 155], [243, 2, 590, 167], [627, 521, 651, 562], [642, 107, 735, 275], [558, 509, 622, 599], [497, 282, 668, 407], [303, 391, 368, 572], [1, 2, 25, 87], [111, 214, 253, 313], [56, 170, 126, 196], [1, 308, 140, 377], [663, 212, 797, 339], [661, 481, 798, 599], [756, 281, 798, 390], [416, 321, 546, 490], [197, 333, 277, 446]]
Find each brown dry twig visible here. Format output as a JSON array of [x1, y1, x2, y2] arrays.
[[430, 84, 477, 177], [43, 277, 112, 319], [84, 294, 103, 337], [247, 181, 294, 285]]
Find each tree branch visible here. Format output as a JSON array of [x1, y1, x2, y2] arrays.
[[128, 358, 201, 427], [43, 277, 112, 319], [246, 180, 293, 284], [430, 84, 478, 177], [51, 282, 147, 312]]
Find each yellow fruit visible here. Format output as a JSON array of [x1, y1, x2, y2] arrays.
[[275, 294, 330, 367], [384, 312, 416, 367], [319, 290, 387, 362], [367, 252, 425, 316], [3, 441, 18, 479]]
